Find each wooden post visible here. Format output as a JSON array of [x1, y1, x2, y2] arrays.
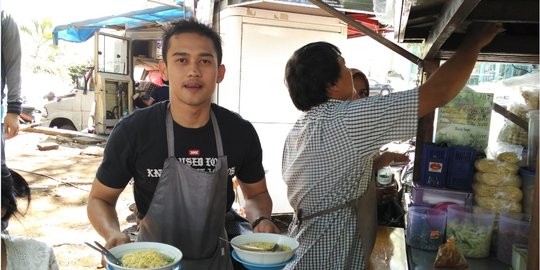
[[527, 152, 538, 270]]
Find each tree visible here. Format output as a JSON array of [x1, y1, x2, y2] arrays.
[[20, 18, 54, 58]]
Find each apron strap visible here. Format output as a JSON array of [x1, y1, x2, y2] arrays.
[[295, 198, 358, 226], [166, 103, 175, 157], [165, 104, 224, 157], [210, 111, 224, 157]]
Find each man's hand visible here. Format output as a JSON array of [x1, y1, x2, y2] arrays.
[[3, 113, 20, 139], [461, 22, 503, 51], [100, 231, 131, 267], [373, 152, 409, 171], [252, 219, 280, 233]]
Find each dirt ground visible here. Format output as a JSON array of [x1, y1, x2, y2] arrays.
[[4, 127, 136, 270]]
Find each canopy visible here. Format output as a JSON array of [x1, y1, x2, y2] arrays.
[[53, 3, 191, 45]]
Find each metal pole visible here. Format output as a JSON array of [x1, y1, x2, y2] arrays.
[[308, 0, 423, 66]]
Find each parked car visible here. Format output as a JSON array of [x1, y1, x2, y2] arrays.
[[369, 79, 393, 96]]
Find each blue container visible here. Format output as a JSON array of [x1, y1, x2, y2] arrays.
[[420, 144, 449, 188], [446, 146, 477, 191]]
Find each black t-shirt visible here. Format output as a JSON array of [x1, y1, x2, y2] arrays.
[[96, 102, 265, 218]]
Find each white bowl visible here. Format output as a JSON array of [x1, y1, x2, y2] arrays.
[[106, 242, 182, 270], [230, 233, 299, 265]]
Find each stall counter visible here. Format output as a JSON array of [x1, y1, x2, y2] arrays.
[[369, 226, 408, 270]]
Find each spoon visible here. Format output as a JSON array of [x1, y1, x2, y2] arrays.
[[219, 237, 282, 252], [84, 241, 124, 266]]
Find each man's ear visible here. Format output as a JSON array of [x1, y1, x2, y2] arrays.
[[327, 83, 339, 99], [216, 64, 226, 83], [158, 60, 168, 81]]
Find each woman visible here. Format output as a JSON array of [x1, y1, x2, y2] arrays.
[[1, 170, 59, 270]]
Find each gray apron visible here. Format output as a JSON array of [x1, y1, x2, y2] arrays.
[[295, 177, 377, 269], [137, 107, 234, 270]]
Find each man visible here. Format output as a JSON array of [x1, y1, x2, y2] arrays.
[[87, 19, 279, 270], [1, 10, 23, 191], [282, 23, 501, 269]]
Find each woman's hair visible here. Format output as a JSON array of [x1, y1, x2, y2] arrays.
[[350, 68, 370, 97], [161, 18, 223, 65], [285, 42, 342, 111], [1, 169, 31, 231]]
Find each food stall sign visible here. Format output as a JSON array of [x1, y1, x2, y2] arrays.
[[435, 91, 494, 152]]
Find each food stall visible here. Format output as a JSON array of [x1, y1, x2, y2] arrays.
[[305, 0, 539, 269]]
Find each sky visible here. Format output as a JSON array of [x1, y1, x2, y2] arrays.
[[2, 0, 156, 25]]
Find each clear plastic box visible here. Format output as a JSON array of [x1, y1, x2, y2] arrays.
[[446, 205, 495, 258], [497, 212, 531, 265], [410, 185, 473, 208], [406, 206, 447, 251]]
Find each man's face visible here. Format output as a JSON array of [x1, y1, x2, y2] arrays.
[[159, 32, 225, 107], [328, 56, 355, 100]]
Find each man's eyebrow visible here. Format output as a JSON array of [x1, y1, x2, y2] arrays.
[[170, 51, 215, 58]]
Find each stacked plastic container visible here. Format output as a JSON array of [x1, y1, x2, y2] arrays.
[[445, 205, 495, 258], [497, 212, 531, 265], [406, 206, 447, 251]]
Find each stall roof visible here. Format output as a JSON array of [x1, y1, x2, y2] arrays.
[[395, 0, 539, 64], [52, 3, 191, 45]]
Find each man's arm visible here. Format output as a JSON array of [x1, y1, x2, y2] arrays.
[[87, 178, 131, 248], [2, 12, 22, 139], [418, 23, 502, 118], [237, 177, 280, 233]]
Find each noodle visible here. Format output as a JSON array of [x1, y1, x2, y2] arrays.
[[243, 242, 292, 252], [121, 249, 173, 268]]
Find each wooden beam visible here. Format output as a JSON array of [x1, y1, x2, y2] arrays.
[[308, 0, 423, 65], [440, 34, 539, 55], [423, 0, 481, 59], [468, 0, 539, 23], [492, 103, 528, 130], [396, 0, 414, 42]]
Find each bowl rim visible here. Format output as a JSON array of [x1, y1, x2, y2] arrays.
[[230, 233, 299, 255]]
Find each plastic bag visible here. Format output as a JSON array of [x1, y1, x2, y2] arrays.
[[433, 238, 469, 269]]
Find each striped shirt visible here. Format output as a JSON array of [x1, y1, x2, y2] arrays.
[[282, 88, 418, 269]]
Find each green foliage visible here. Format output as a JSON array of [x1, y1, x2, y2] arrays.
[[67, 61, 93, 84], [387, 70, 404, 80]]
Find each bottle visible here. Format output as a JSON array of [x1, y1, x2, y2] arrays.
[[377, 167, 393, 187]]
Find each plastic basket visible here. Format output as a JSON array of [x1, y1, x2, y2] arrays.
[[446, 146, 477, 191], [420, 144, 449, 188]]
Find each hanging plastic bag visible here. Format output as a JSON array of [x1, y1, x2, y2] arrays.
[[433, 238, 469, 269]]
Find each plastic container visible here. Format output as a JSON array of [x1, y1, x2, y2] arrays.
[[410, 185, 473, 208], [527, 110, 538, 171], [420, 144, 449, 187], [519, 168, 536, 215], [497, 212, 531, 265], [446, 205, 495, 258], [406, 206, 446, 251], [446, 146, 477, 191]]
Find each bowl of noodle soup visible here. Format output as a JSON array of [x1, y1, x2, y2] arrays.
[[105, 242, 182, 270], [230, 233, 298, 265]]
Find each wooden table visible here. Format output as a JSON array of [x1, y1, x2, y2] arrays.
[[368, 226, 408, 270]]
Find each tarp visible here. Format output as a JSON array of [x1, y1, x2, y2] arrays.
[[53, 3, 191, 45]]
